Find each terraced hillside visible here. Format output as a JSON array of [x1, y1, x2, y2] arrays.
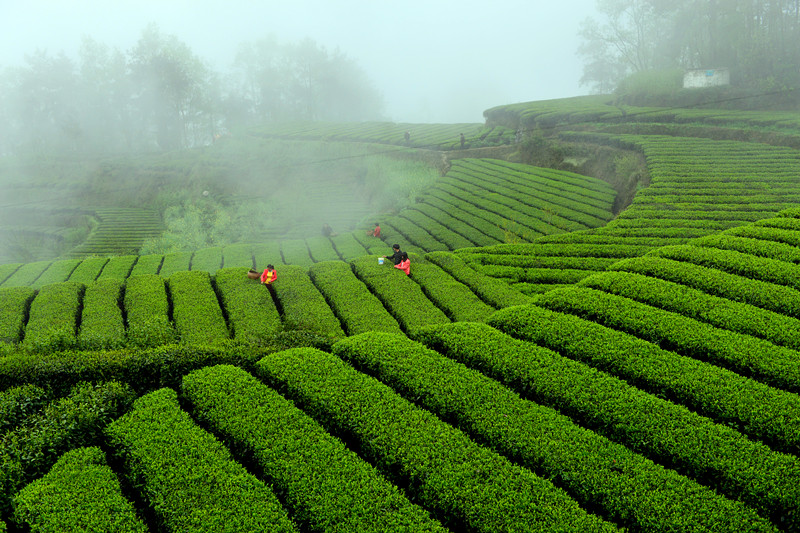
[[3, 98, 800, 531], [1, 207, 800, 531]]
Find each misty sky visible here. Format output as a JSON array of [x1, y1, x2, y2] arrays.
[[1, 0, 598, 123]]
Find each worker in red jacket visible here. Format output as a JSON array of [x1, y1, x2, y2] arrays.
[[394, 252, 410, 275], [261, 264, 277, 285], [367, 222, 380, 238]]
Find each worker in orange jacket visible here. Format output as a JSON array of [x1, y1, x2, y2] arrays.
[[261, 264, 277, 285]]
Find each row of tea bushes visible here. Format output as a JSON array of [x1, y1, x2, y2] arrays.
[[214, 267, 281, 342], [77, 278, 126, 350], [0, 384, 49, 433], [407, 259, 495, 322], [0, 287, 34, 344], [335, 331, 776, 533], [350, 256, 450, 334], [609, 255, 800, 318], [650, 243, 800, 289], [0, 381, 135, 517], [124, 274, 176, 347], [183, 364, 447, 532], [23, 281, 83, 352], [167, 271, 230, 345], [12, 447, 148, 532], [414, 321, 799, 531], [581, 270, 800, 351], [425, 251, 534, 308], [399, 209, 476, 250], [106, 387, 296, 532], [458, 159, 616, 210], [446, 165, 608, 228], [269, 264, 346, 339], [534, 285, 800, 393], [255, 346, 618, 532], [308, 261, 402, 336], [530, 287, 800, 451], [415, 196, 504, 246]]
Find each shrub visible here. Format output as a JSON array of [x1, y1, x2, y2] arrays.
[[0, 384, 48, 433], [351, 256, 449, 333], [0, 287, 35, 344], [106, 388, 296, 533], [271, 264, 345, 338], [30, 259, 81, 289], [78, 278, 126, 350], [128, 254, 163, 277], [97, 255, 137, 280], [23, 282, 83, 352], [426, 251, 533, 308], [335, 331, 775, 533], [308, 261, 402, 336], [158, 251, 193, 277], [190, 246, 223, 273], [408, 259, 494, 322], [481, 307, 800, 527], [12, 447, 148, 533], [0, 381, 135, 515], [213, 267, 280, 342], [124, 275, 175, 347], [167, 270, 229, 345], [256, 347, 617, 533], [67, 257, 109, 284], [183, 365, 447, 532]]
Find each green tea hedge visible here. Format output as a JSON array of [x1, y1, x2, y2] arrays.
[[183, 364, 447, 532]]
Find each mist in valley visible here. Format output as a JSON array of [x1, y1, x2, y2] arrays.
[[0, 0, 597, 263], [4, 1, 798, 264]]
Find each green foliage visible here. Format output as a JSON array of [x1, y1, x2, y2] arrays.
[[484, 307, 800, 527], [213, 267, 280, 342], [0, 384, 49, 434], [23, 282, 84, 352], [336, 331, 776, 533], [533, 286, 800, 449], [127, 254, 163, 277], [123, 275, 175, 347], [270, 264, 345, 339], [190, 246, 223, 273], [105, 388, 296, 532], [167, 271, 229, 345], [0, 287, 35, 344], [183, 364, 447, 532], [350, 256, 449, 333], [66, 257, 109, 284], [78, 279, 126, 350], [12, 446, 148, 533], [0, 344, 263, 395], [96, 255, 137, 280], [407, 259, 494, 322], [255, 347, 618, 533], [582, 270, 800, 351], [426, 251, 533, 308], [308, 261, 402, 336], [0, 381, 136, 516]]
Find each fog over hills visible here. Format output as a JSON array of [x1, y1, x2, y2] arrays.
[[1, 0, 596, 123]]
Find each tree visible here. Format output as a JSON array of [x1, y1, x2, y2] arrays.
[[128, 24, 217, 149]]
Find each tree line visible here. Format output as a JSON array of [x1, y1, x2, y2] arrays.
[[579, 0, 800, 98], [0, 24, 385, 155]]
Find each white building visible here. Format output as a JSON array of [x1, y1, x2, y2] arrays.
[[683, 68, 731, 89]]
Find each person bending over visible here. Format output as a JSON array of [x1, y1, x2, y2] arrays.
[[394, 252, 410, 275], [384, 244, 403, 265]]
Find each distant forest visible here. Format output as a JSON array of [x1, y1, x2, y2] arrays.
[[580, 0, 800, 97], [0, 24, 385, 155]]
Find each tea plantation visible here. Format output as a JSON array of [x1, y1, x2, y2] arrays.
[[1, 97, 800, 532]]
